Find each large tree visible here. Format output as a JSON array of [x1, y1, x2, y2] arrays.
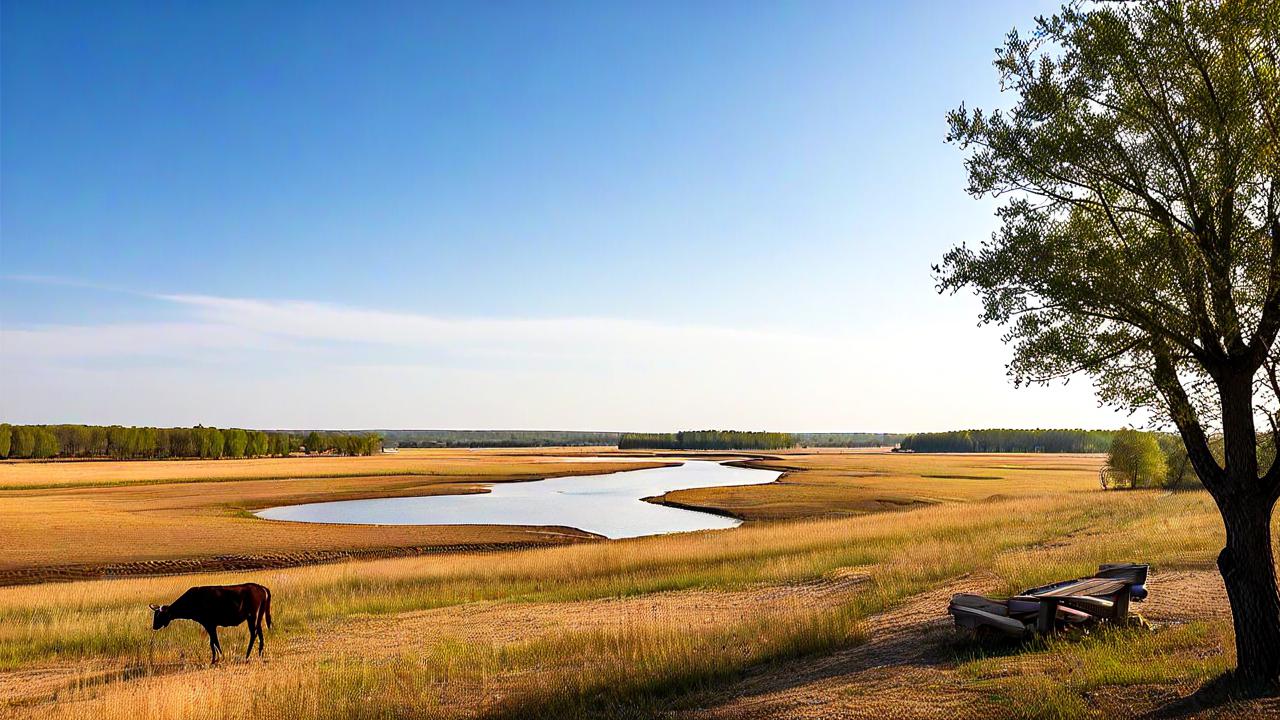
[[940, 0, 1280, 687]]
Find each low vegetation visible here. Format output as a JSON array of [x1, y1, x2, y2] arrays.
[[385, 429, 623, 448], [0, 449, 1269, 719], [1103, 429, 1168, 489], [0, 423, 382, 460], [618, 430, 794, 450], [0, 451, 669, 579], [898, 429, 1114, 454]]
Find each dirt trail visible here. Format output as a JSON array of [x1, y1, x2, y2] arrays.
[[688, 569, 1270, 720], [687, 572, 1002, 720]]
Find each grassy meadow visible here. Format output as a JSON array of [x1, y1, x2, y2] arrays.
[[0, 450, 1272, 719], [0, 451, 673, 581]]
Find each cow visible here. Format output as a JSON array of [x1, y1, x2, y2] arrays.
[[149, 583, 272, 663]]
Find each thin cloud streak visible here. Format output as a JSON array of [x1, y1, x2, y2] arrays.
[[159, 294, 837, 350], [4, 292, 849, 362], [0, 290, 1124, 431]]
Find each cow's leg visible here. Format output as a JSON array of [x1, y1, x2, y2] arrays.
[[256, 615, 266, 657], [206, 625, 220, 664], [245, 623, 256, 659]]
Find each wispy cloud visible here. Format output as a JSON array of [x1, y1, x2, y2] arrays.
[[0, 285, 1122, 431], [4, 291, 838, 363], [159, 293, 826, 349]]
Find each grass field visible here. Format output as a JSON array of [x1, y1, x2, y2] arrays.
[[0, 450, 1274, 719], [0, 450, 669, 582]]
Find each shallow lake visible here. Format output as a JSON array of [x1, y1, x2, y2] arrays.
[[255, 459, 779, 539]]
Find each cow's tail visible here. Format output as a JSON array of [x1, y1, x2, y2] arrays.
[[262, 587, 273, 630]]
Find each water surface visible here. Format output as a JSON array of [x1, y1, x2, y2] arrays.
[[256, 460, 777, 538]]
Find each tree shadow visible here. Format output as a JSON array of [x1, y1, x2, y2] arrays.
[[1141, 672, 1279, 719]]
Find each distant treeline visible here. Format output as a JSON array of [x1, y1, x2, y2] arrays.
[[794, 432, 907, 448], [386, 430, 902, 449], [0, 424, 381, 460], [898, 429, 1114, 453], [618, 430, 794, 451], [382, 430, 621, 448]]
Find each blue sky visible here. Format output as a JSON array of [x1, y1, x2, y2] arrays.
[[0, 1, 1130, 431]]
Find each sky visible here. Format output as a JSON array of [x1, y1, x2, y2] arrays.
[[0, 1, 1133, 432]]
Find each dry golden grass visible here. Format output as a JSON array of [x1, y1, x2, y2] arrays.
[[0, 450, 1269, 719], [0, 451, 671, 580], [0, 447, 662, 489], [0, 451, 1099, 581], [659, 452, 1104, 520]]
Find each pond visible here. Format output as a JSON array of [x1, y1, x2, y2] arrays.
[[255, 459, 779, 539]]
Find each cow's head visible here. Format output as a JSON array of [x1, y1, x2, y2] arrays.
[[149, 604, 172, 629]]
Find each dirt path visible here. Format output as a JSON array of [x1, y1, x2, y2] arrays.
[[686, 569, 1276, 720], [684, 572, 1002, 720]]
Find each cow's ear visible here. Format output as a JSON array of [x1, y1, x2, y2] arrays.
[[149, 604, 160, 611]]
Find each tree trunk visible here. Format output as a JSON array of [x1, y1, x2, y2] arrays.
[[1216, 493, 1280, 690], [1212, 370, 1280, 690]]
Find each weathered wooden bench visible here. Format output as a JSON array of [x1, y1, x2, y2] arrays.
[[948, 563, 1148, 638]]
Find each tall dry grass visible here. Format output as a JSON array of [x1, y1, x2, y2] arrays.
[[2, 488, 1241, 719]]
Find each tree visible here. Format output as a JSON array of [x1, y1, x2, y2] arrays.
[[1107, 429, 1168, 488], [1157, 432, 1199, 489], [224, 429, 249, 458], [0, 424, 10, 458], [304, 431, 323, 454], [11, 427, 35, 458], [247, 431, 269, 457], [31, 429, 59, 459], [940, 1, 1280, 687]]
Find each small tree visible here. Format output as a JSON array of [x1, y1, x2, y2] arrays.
[[1156, 433, 1199, 489], [31, 429, 59, 459], [224, 429, 249, 458], [1107, 429, 1168, 488], [940, 1, 1280, 687], [11, 427, 35, 458]]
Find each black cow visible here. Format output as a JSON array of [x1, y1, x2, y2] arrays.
[[150, 583, 272, 663]]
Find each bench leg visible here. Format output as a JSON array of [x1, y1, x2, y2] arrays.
[[1113, 590, 1130, 622], [1036, 599, 1058, 634]]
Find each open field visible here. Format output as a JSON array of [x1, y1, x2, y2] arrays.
[[661, 453, 1103, 520], [0, 448, 676, 490], [0, 450, 1276, 719], [0, 450, 672, 583]]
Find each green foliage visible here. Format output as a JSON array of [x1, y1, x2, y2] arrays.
[[793, 433, 907, 448], [5, 427, 60, 460], [939, 1, 1280, 680], [223, 429, 249, 458], [1106, 429, 1168, 488], [30, 429, 59, 459], [248, 431, 269, 457], [0, 425, 319, 460], [900, 429, 1113, 453], [386, 430, 622, 448], [937, 0, 1280, 496], [11, 427, 35, 458], [940, 0, 1280, 422], [1156, 433, 1199, 489], [618, 430, 794, 451], [300, 431, 382, 456]]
